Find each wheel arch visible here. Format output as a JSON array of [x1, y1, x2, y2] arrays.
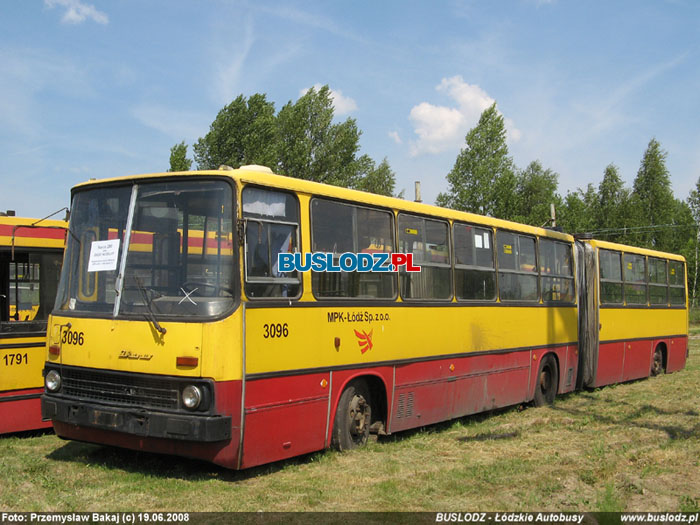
[[329, 372, 389, 439], [531, 350, 562, 401]]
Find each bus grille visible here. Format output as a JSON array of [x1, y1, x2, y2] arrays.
[[61, 368, 180, 410]]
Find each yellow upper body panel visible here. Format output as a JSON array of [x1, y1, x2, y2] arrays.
[[0, 333, 47, 391], [599, 307, 687, 342], [48, 311, 243, 382]]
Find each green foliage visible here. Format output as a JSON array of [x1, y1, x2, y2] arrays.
[[598, 164, 634, 243], [511, 160, 562, 226], [436, 103, 516, 216], [168, 141, 192, 172], [189, 87, 395, 197], [193, 93, 277, 170], [276, 85, 360, 187], [352, 156, 396, 197], [630, 138, 676, 250], [558, 185, 597, 234]]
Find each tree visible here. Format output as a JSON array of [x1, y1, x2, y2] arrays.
[[276, 85, 360, 187], [352, 155, 396, 197], [558, 185, 598, 235], [687, 178, 700, 306], [630, 138, 675, 249], [512, 160, 562, 227], [168, 141, 192, 172], [193, 93, 277, 170], [436, 103, 515, 217], [189, 87, 395, 197], [597, 164, 633, 243]]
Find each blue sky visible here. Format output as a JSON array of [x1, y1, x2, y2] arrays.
[[2, 0, 699, 218]]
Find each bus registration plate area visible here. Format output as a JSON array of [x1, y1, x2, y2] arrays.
[[92, 409, 121, 428]]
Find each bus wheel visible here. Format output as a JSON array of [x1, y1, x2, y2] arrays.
[[651, 346, 665, 376], [332, 380, 372, 451], [533, 355, 558, 407]]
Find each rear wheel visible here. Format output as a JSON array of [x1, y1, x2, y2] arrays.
[[332, 380, 372, 451], [651, 346, 665, 376], [533, 355, 559, 407]]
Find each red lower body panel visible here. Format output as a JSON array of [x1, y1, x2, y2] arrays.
[[242, 373, 330, 469], [595, 336, 687, 388], [666, 336, 688, 372], [389, 346, 574, 433], [0, 388, 51, 434]]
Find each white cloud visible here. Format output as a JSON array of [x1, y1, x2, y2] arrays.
[[409, 103, 464, 155], [44, 0, 108, 25], [388, 131, 402, 144], [409, 75, 521, 156], [301, 84, 358, 115]]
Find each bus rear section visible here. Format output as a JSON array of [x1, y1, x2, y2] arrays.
[[1, 214, 66, 434], [576, 238, 688, 389], [41, 178, 244, 468]]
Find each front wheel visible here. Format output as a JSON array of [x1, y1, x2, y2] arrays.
[[332, 380, 372, 451], [533, 355, 559, 406]]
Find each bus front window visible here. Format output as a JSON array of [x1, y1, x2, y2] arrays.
[[56, 179, 236, 319]]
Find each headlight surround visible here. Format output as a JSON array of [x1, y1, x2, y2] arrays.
[[45, 370, 62, 392], [182, 385, 202, 410]]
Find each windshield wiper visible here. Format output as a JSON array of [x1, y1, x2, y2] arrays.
[[133, 276, 167, 335]]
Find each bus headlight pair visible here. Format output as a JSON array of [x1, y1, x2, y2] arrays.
[[45, 370, 62, 392], [46, 370, 204, 410]]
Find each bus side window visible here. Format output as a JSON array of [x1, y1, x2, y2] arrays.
[[398, 214, 451, 300], [311, 199, 395, 299], [623, 253, 647, 305], [497, 232, 538, 302], [668, 260, 685, 305], [0, 251, 62, 331], [539, 238, 574, 303], [599, 249, 623, 304], [453, 223, 495, 301], [242, 186, 301, 299], [648, 257, 668, 305]]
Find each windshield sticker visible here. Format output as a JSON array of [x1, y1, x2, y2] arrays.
[[87, 239, 120, 272]]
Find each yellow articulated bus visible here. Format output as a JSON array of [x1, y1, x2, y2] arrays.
[[40, 167, 687, 469], [1, 214, 66, 434]]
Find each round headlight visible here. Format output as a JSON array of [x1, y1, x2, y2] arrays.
[[45, 370, 61, 392], [182, 385, 202, 409]]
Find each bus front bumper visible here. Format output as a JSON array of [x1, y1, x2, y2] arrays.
[[42, 395, 232, 442]]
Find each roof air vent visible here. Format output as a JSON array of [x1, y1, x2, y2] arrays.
[[240, 165, 273, 174]]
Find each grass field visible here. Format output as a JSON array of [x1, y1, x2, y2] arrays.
[[1, 339, 698, 513]]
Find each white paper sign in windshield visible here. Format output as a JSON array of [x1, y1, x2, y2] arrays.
[[87, 239, 120, 272]]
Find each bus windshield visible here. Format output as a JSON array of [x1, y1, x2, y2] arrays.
[[55, 179, 236, 319]]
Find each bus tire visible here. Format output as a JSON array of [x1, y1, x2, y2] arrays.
[[651, 346, 665, 376], [533, 354, 558, 407], [332, 380, 372, 451]]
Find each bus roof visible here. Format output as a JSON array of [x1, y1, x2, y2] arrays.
[[72, 166, 575, 242], [583, 238, 685, 262]]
